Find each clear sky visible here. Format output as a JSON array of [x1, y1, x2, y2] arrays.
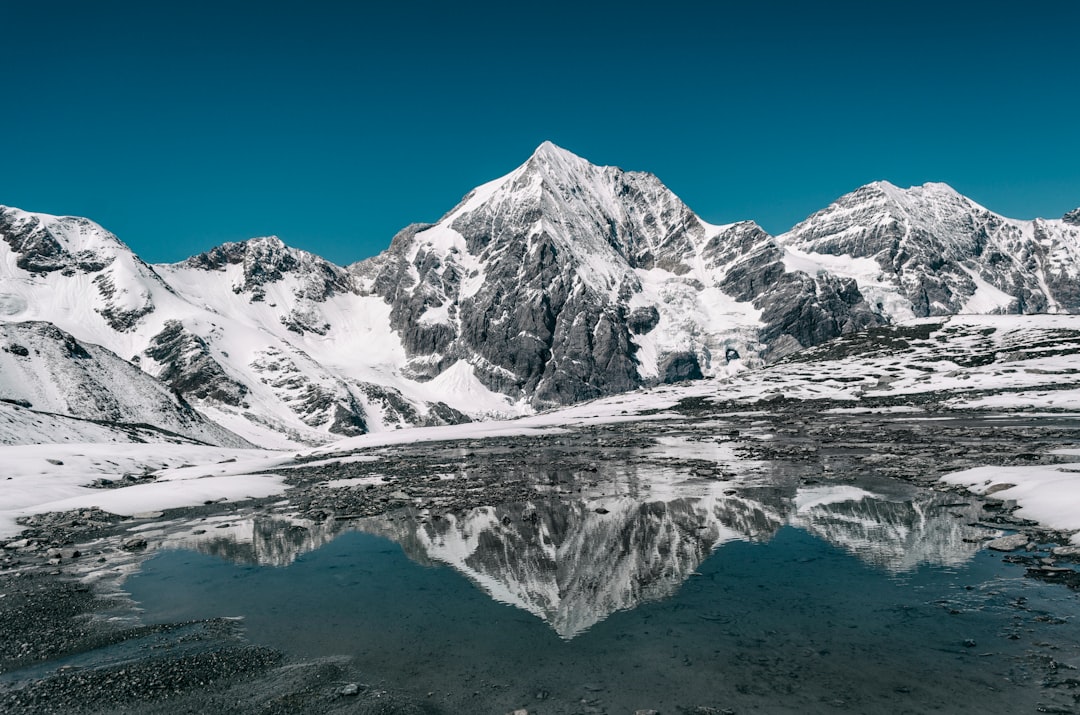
[[2, 1, 1078, 265]]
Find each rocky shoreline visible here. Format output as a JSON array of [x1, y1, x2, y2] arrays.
[[3, 401, 1080, 713]]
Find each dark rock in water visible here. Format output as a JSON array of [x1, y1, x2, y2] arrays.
[[986, 534, 1029, 551], [341, 683, 360, 696]]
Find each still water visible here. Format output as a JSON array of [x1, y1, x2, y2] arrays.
[[126, 481, 1080, 714]]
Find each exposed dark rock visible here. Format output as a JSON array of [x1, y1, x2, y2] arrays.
[[1063, 208, 1080, 226], [0, 209, 115, 274], [660, 351, 703, 383], [183, 236, 353, 303], [92, 273, 155, 332], [628, 306, 660, 335], [145, 320, 248, 406], [720, 242, 884, 359]]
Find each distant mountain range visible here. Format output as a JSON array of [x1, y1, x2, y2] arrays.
[[1, 142, 1077, 447]]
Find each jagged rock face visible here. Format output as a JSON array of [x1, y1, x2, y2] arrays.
[[1064, 208, 1080, 226], [781, 182, 1080, 316], [184, 236, 353, 301], [718, 231, 884, 357], [354, 144, 690, 407], [249, 346, 367, 436], [144, 320, 248, 406], [354, 143, 873, 407], [0, 321, 248, 447], [182, 236, 355, 336], [0, 209, 115, 274]]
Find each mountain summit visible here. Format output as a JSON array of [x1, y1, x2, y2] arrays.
[[352, 142, 883, 407], [2, 145, 1078, 445]]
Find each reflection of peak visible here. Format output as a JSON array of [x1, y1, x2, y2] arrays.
[[170, 516, 340, 567], [361, 493, 742, 638], [790, 486, 986, 571], [357, 482, 991, 638]]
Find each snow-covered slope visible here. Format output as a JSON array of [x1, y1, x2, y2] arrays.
[[0, 208, 480, 447], [780, 181, 1080, 317], [0, 321, 247, 447]]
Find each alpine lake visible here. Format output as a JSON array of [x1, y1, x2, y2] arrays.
[[4, 404, 1080, 714]]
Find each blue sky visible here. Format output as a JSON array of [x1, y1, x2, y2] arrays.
[[2, 1, 1078, 265]]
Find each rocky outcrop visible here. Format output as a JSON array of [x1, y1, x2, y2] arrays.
[[144, 320, 248, 406], [0, 321, 248, 447], [183, 236, 353, 302], [0, 209, 115, 274]]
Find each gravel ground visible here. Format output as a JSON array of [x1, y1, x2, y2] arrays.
[[3, 397, 1080, 714]]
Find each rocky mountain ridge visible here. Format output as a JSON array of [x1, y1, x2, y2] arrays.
[[1, 143, 1077, 445]]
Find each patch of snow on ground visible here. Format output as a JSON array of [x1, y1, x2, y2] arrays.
[[941, 461, 1080, 544], [0, 443, 288, 538]]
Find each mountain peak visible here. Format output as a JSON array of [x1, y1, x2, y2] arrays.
[[1064, 208, 1080, 225], [524, 141, 595, 180], [864, 180, 962, 204], [530, 140, 581, 162]]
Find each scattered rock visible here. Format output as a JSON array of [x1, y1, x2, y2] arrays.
[[46, 459, 64, 466], [341, 683, 360, 696], [984, 483, 1015, 496], [121, 537, 147, 551], [986, 533, 1029, 552], [1052, 545, 1080, 557], [594, 507, 610, 515]]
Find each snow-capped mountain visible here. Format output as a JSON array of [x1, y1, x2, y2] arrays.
[[781, 181, 1080, 317], [0, 208, 480, 447], [352, 141, 881, 408], [1, 143, 1077, 445]]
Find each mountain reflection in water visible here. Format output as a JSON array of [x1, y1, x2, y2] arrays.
[[172, 481, 989, 639]]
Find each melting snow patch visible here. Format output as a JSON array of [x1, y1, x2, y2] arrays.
[[941, 463, 1080, 544]]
